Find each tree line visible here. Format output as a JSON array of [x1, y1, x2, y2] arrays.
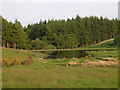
[[1, 15, 119, 50]]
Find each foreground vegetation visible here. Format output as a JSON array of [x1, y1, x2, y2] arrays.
[[3, 65, 118, 88], [2, 48, 48, 60], [2, 46, 118, 88]]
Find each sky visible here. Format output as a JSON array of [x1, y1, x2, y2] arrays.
[[0, 0, 119, 26]]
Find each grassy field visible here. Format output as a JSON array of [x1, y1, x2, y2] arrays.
[[3, 65, 118, 88], [2, 48, 48, 61], [1, 40, 119, 88]]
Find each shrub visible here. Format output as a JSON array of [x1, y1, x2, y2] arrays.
[[44, 44, 56, 49], [2, 57, 33, 66], [30, 38, 48, 50], [2, 58, 9, 66], [10, 58, 20, 65], [21, 56, 33, 65], [29, 38, 56, 50]]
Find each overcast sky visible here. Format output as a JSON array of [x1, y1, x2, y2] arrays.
[[0, 0, 119, 26]]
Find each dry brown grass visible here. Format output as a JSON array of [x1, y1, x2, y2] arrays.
[[81, 60, 118, 67]]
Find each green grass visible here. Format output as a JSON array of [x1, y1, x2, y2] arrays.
[[2, 48, 48, 61], [51, 50, 118, 64], [1, 39, 119, 88], [2, 47, 118, 88], [3, 64, 118, 88]]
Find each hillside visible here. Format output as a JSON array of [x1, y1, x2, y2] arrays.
[[88, 39, 117, 48]]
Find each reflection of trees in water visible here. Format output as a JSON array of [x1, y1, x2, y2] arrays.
[[47, 50, 87, 59], [39, 49, 116, 59], [41, 51, 53, 55]]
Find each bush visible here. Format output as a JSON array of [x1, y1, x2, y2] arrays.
[[30, 38, 48, 50], [21, 56, 33, 65], [2, 57, 33, 66], [44, 44, 56, 49], [29, 38, 56, 50], [2, 58, 9, 66], [10, 58, 20, 65]]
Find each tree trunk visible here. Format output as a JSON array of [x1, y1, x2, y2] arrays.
[[12, 43, 17, 49], [85, 43, 88, 46], [94, 41, 96, 44], [2, 44, 5, 48], [6, 42, 9, 48]]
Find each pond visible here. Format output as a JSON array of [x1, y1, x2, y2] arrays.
[[34, 49, 118, 59], [39, 50, 88, 59]]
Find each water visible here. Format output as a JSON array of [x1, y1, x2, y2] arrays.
[[35, 49, 117, 59], [40, 50, 88, 59]]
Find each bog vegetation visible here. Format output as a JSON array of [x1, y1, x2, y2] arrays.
[[2, 47, 118, 88], [0, 15, 119, 50], [1, 15, 119, 88]]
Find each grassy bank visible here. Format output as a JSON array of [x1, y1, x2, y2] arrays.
[[2, 47, 118, 88], [88, 40, 117, 48], [32, 47, 117, 52], [2, 48, 48, 60]]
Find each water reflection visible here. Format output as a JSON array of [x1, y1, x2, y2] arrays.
[[40, 50, 87, 59], [34, 49, 117, 59]]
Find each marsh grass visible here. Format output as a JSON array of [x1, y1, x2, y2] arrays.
[[2, 48, 48, 61], [86, 51, 118, 59], [2, 48, 118, 88], [3, 65, 118, 88]]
